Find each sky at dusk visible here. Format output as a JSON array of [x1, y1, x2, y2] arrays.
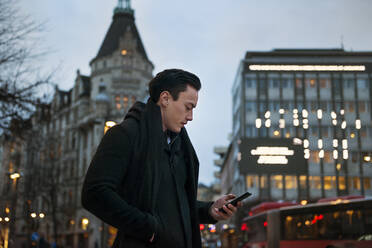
[[18, 0, 372, 185]]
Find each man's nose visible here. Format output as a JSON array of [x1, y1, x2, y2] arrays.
[[186, 111, 193, 121]]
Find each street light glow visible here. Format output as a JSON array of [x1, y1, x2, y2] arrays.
[[10, 173, 20, 180]]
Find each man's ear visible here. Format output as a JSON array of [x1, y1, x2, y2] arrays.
[[158, 91, 171, 107]]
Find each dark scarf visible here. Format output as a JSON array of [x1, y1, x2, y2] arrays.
[[123, 99, 200, 214]]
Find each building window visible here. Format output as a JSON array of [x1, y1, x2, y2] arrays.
[[285, 176, 297, 189], [309, 176, 321, 189], [310, 151, 320, 163], [115, 95, 121, 110], [260, 175, 268, 188], [246, 79, 257, 88], [324, 151, 333, 163], [324, 176, 336, 190], [352, 177, 361, 190], [322, 126, 329, 137], [357, 78, 368, 89], [361, 128, 367, 138], [246, 175, 258, 188], [344, 79, 354, 89], [348, 101, 354, 112], [358, 102, 366, 112], [269, 78, 280, 88], [246, 102, 256, 112], [306, 79, 316, 88], [310, 101, 317, 113], [319, 79, 329, 88], [339, 176, 346, 190], [271, 175, 283, 189], [299, 175, 307, 189], [351, 152, 358, 163], [364, 178, 371, 190], [123, 96, 129, 109], [311, 127, 318, 136], [295, 79, 302, 89]]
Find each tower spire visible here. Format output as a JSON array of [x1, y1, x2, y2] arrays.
[[114, 0, 134, 15]]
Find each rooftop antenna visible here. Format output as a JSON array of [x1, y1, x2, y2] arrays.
[[340, 35, 344, 50]]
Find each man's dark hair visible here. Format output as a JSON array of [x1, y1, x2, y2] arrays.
[[149, 69, 201, 102]]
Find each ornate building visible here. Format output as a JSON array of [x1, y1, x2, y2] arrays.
[[0, 0, 153, 247]]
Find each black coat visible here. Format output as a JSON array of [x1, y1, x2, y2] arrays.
[[82, 100, 216, 247]]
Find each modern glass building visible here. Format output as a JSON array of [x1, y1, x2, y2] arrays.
[[222, 49, 372, 204]]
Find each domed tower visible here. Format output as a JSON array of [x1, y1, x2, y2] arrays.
[[90, 0, 153, 123]]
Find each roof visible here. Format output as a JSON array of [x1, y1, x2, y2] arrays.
[[91, 12, 148, 63], [245, 48, 372, 59]]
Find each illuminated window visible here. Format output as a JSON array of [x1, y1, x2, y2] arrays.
[[310, 151, 320, 163], [353, 177, 361, 190], [339, 176, 346, 190], [319, 79, 329, 88], [271, 175, 283, 189], [121, 49, 128, 56], [115, 96, 121, 110], [295, 79, 302, 88], [309, 176, 321, 189], [324, 176, 336, 190], [306, 79, 316, 88], [260, 175, 268, 188], [299, 176, 307, 189], [123, 96, 129, 109], [324, 151, 333, 163], [364, 178, 371, 190], [246, 175, 258, 188], [285, 176, 297, 189]]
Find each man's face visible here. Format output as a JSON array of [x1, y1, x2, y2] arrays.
[[161, 85, 198, 133]]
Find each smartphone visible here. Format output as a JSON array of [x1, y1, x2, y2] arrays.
[[218, 192, 252, 214]]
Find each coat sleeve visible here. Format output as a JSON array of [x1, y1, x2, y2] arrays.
[[81, 125, 158, 242], [196, 200, 218, 224]]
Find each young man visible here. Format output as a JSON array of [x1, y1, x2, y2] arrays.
[[82, 69, 241, 248]]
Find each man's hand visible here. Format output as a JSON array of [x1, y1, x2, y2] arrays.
[[209, 194, 242, 221]]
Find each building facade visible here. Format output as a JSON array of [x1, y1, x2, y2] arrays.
[[0, 1, 153, 247], [220, 49, 372, 221]]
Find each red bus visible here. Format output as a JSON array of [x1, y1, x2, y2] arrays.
[[241, 197, 372, 248]]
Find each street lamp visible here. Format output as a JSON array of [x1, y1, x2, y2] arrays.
[[9, 173, 20, 180], [104, 121, 116, 134], [81, 218, 89, 230]]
